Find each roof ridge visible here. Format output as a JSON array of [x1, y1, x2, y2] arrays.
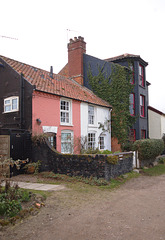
[[0, 55, 111, 108]]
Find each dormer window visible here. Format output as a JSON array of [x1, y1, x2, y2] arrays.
[[139, 64, 144, 87], [4, 96, 19, 113]]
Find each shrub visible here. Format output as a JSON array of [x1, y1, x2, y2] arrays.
[[0, 181, 31, 218], [101, 150, 113, 154], [158, 156, 165, 164], [162, 134, 165, 154], [133, 139, 164, 161], [122, 141, 133, 152]]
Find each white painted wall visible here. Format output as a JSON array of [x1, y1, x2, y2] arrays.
[[149, 108, 165, 139], [161, 114, 165, 137], [81, 102, 111, 151]]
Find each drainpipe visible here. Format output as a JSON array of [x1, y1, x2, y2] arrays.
[[20, 73, 24, 129]]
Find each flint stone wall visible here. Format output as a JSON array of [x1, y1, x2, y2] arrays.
[[32, 141, 133, 180]]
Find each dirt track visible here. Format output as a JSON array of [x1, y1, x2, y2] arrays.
[[1, 174, 165, 240]]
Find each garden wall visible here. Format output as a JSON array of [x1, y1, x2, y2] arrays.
[[32, 141, 133, 181], [0, 135, 10, 179]]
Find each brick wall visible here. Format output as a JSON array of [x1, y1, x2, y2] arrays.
[[68, 36, 86, 85]]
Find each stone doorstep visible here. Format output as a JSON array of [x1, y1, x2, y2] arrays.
[[1, 181, 65, 191]]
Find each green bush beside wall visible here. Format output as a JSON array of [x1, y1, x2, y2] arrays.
[[133, 139, 164, 162]]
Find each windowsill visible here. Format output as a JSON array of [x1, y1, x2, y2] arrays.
[[88, 125, 97, 128], [140, 116, 146, 119], [139, 85, 145, 89], [60, 123, 73, 127], [3, 110, 19, 114]]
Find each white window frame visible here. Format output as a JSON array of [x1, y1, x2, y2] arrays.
[[99, 135, 105, 150], [88, 105, 95, 125], [88, 132, 96, 150], [61, 130, 73, 154], [60, 98, 72, 125], [4, 96, 19, 113]]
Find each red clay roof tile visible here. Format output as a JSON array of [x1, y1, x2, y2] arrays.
[[0, 55, 111, 108]]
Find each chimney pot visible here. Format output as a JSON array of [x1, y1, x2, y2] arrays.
[[78, 36, 84, 41], [69, 38, 74, 43]]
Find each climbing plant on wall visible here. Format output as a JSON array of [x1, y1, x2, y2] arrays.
[[88, 63, 136, 145]]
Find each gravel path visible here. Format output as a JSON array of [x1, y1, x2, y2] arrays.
[[1, 174, 165, 240]]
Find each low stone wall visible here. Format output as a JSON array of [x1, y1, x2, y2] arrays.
[[32, 141, 133, 180]]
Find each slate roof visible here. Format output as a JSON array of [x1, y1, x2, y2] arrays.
[[0, 55, 111, 108]]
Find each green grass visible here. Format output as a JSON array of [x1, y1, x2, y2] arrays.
[[142, 164, 165, 176], [29, 189, 51, 200], [38, 171, 140, 191]]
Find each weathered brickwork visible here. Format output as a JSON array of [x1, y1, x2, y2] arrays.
[[68, 36, 86, 85]]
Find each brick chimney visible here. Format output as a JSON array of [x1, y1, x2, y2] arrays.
[[68, 36, 86, 85]]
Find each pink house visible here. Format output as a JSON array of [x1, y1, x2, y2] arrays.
[[0, 55, 112, 155], [32, 91, 81, 153]]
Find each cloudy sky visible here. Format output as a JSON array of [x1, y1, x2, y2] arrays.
[[1, 0, 165, 112]]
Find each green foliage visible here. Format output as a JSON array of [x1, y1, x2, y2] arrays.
[[133, 139, 164, 161], [81, 148, 100, 154], [39, 171, 139, 190], [101, 150, 113, 154], [0, 199, 22, 218], [162, 134, 165, 149], [158, 156, 165, 164], [88, 63, 135, 145], [81, 148, 113, 155], [122, 141, 134, 152], [106, 155, 118, 164], [0, 181, 31, 218], [23, 160, 41, 174]]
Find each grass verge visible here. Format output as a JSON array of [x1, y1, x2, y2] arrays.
[[142, 164, 165, 176], [39, 171, 140, 190]]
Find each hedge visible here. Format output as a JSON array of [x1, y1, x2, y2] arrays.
[[133, 139, 164, 162]]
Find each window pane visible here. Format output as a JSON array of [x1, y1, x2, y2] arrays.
[[130, 94, 133, 103], [88, 133, 96, 149], [61, 133, 71, 141], [66, 112, 69, 123], [61, 112, 65, 122], [5, 100, 10, 104], [139, 65, 144, 86], [60, 100, 70, 124], [61, 100, 69, 111], [100, 136, 104, 150], [88, 106, 94, 124], [61, 132, 72, 153], [12, 98, 17, 110], [140, 95, 145, 117], [5, 105, 11, 112]]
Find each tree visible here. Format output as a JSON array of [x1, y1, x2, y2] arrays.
[[88, 63, 135, 145]]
